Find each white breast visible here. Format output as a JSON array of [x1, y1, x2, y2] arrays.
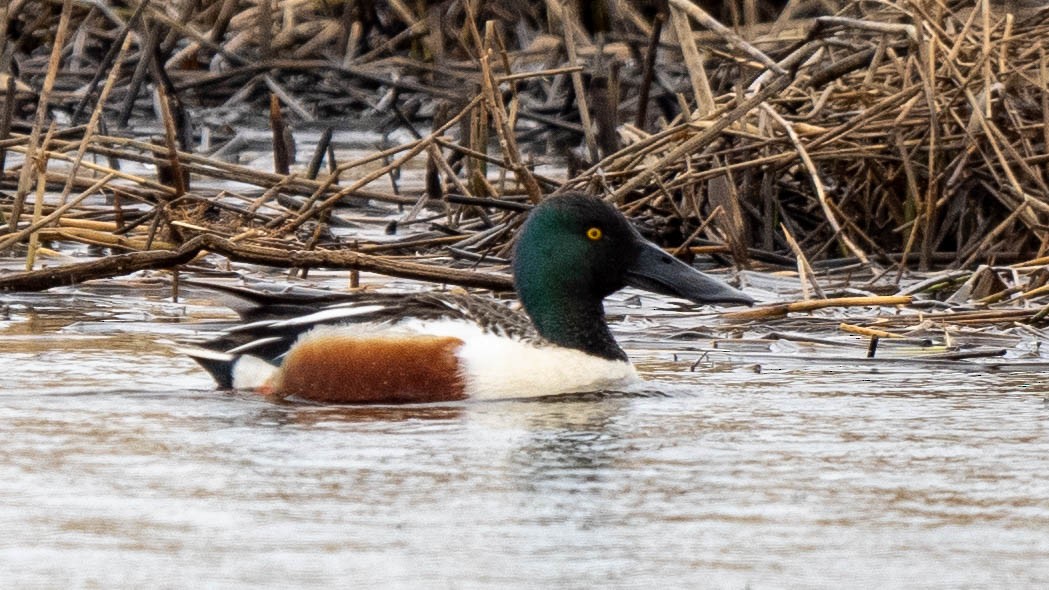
[[399, 319, 639, 400]]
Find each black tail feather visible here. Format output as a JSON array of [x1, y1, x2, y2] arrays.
[[184, 350, 237, 389]]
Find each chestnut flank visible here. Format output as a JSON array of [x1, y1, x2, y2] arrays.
[[272, 333, 467, 403]]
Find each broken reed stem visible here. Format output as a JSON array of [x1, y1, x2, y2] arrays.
[[667, 0, 783, 73], [561, 9, 599, 163], [6, 143, 174, 195], [270, 93, 291, 174], [34, 226, 177, 251], [60, 32, 134, 206], [26, 127, 54, 271], [157, 85, 187, 197], [0, 173, 118, 253], [762, 104, 870, 267], [839, 323, 901, 338], [669, 4, 714, 117], [919, 30, 938, 272], [476, 20, 542, 202], [893, 130, 923, 282], [779, 221, 825, 299], [723, 296, 913, 321], [635, 11, 664, 130], [0, 66, 18, 181], [672, 204, 722, 257], [70, 0, 150, 123], [305, 128, 333, 180], [496, 65, 583, 83], [8, 0, 74, 235], [0, 233, 515, 293]]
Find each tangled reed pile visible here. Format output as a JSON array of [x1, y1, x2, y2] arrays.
[[1, 0, 1048, 304]]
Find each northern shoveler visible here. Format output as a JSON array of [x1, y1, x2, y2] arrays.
[[185, 193, 754, 403]]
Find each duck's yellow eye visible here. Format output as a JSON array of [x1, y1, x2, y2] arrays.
[[586, 227, 603, 241]]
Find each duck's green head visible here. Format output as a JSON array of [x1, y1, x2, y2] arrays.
[[513, 193, 753, 359]]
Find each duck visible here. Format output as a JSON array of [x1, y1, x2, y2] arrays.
[[185, 192, 754, 403]]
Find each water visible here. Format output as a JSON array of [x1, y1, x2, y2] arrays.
[[2, 288, 1049, 588]]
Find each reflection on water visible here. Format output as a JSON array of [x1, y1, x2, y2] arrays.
[[2, 292, 1049, 587]]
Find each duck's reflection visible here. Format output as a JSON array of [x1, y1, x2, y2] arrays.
[[241, 400, 465, 427], [236, 389, 654, 493], [485, 392, 645, 489]]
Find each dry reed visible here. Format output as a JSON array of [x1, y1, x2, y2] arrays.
[[1, 0, 1048, 336]]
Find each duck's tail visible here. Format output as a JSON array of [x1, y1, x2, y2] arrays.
[[179, 347, 277, 391]]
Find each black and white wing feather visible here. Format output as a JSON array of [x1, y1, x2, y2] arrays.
[[183, 282, 537, 385]]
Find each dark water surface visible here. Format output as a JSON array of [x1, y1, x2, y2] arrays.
[[2, 289, 1048, 588]]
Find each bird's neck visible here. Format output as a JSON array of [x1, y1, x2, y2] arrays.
[[520, 292, 626, 362]]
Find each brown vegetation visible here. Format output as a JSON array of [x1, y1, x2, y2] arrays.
[[1, 0, 1049, 318]]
